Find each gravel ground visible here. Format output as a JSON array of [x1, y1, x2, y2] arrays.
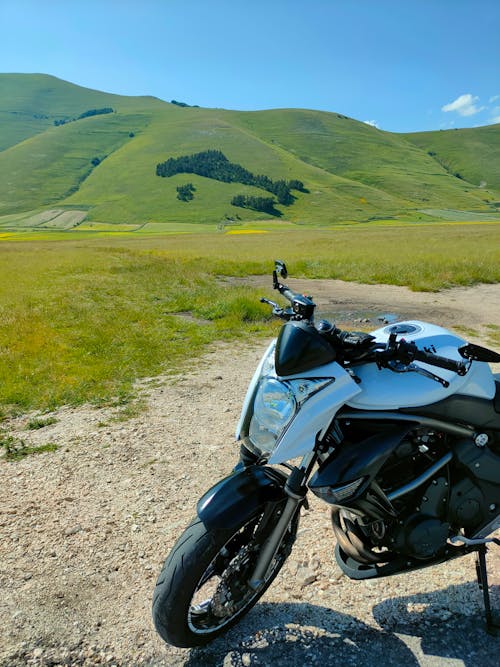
[[1, 279, 499, 666]]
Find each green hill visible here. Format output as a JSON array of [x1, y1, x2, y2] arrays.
[[403, 125, 500, 192], [0, 73, 499, 230], [0, 73, 165, 149]]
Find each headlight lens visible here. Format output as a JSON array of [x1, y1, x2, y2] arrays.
[[249, 378, 296, 455], [247, 375, 334, 457], [241, 342, 335, 458]]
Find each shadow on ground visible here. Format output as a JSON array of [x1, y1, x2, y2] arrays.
[[178, 582, 499, 667], [373, 581, 500, 666]]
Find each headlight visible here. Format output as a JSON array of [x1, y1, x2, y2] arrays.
[[246, 370, 334, 457], [238, 341, 335, 458], [249, 378, 296, 455]]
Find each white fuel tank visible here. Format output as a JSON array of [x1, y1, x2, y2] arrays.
[[347, 321, 496, 410]]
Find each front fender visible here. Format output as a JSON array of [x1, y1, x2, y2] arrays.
[[197, 465, 288, 531]]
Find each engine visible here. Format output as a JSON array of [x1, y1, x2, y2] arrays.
[[390, 475, 449, 559], [330, 425, 500, 564]]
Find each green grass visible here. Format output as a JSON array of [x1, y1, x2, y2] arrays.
[[0, 434, 58, 461], [486, 324, 500, 347], [0, 237, 273, 413], [129, 222, 499, 291], [0, 222, 499, 415], [27, 416, 58, 430]]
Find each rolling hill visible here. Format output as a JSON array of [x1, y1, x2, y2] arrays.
[[0, 73, 499, 231]]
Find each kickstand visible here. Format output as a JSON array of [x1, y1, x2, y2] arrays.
[[476, 544, 500, 636]]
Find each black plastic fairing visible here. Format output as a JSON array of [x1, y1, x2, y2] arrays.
[[309, 424, 415, 492], [275, 321, 336, 376]]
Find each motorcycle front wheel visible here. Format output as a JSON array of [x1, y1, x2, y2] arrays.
[[152, 503, 297, 647]]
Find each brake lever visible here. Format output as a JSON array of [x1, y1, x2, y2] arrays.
[[387, 360, 450, 388]]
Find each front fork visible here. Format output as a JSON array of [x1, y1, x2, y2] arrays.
[[248, 450, 316, 589]]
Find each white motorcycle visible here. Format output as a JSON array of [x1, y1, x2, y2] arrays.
[[153, 260, 500, 647]]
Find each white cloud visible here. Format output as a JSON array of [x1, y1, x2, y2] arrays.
[[363, 119, 380, 128], [491, 115, 500, 124], [489, 95, 500, 103], [441, 93, 485, 116]]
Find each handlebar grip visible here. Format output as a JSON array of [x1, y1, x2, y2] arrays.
[[279, 286, 297, 303], [274, 282, 316, 320], [413, 348, 467, 375]]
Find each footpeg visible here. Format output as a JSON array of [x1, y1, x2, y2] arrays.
[[449, 535, 500, 547]]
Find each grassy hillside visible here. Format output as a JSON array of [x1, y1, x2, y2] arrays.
[[404, 124, 500, 193], [62, 106, 408, 226], [0, 111, 153, 213], [229, 109, 492, 209], [1, 73, 499, 229], [0, 73, 164, 150]]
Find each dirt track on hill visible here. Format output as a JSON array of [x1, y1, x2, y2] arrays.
[[0, 279, 499, 666]]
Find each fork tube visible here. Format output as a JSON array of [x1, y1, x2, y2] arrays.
[[248, 451, 315, 590]]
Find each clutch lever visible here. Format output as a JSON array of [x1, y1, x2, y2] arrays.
[[260, 297, 292, 320]]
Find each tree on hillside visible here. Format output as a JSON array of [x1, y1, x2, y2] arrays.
[[231, 194, 280, 215], [78, 108, 114, 119], [272, 180, 294, 205], [288, 179, 306, 192], [231, 194, 246, 208], [176, 183, 196, 201], [156, 150, 306, 208], [54, 108, 114, 127]]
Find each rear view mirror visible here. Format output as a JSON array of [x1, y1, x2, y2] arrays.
[[275, 260, 288, 279], [458, 343, 500, 363]]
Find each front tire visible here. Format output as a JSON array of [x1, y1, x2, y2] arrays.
[[152, 504, 297, 647]]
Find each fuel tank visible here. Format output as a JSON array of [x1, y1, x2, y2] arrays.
[[347, 321, 496, 410]]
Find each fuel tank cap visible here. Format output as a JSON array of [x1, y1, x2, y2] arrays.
[[384, 323, 423, 336]]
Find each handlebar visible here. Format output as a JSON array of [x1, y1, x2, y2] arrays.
[[412, 347, 467, 375], [281, 287, 298, 303], [375, 337, 468, 376], [273, 279, 316, 321], [263, 261, 470, 380]]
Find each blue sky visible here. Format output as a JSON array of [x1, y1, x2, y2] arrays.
[[1, 0, 499, 133]]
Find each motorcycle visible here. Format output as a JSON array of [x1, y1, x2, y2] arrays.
[[152, 260, 500, 648]]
